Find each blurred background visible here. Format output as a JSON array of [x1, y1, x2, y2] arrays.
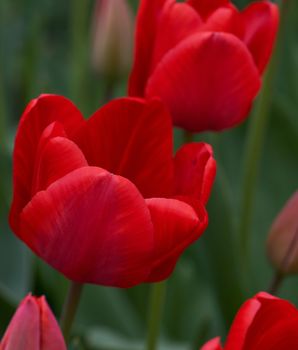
[[0, 0, 298, 349]]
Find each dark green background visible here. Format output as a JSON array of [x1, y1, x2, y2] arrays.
[[0, 0, 297, 348]]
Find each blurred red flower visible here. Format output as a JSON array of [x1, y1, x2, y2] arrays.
[[9, 95, 216, 287], [201, 292, 298, 349], [129, 0, 279, 132], [1, 294, 66, 350]]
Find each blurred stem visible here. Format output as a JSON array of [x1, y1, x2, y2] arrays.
[[60, 282, 83, 344], [70, 0, 89, 109], [268, 271, 284, 295], [146, 281, 167, 350], [239, 0, 288, 269]]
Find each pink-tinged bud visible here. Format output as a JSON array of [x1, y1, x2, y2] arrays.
[[1, 294, 66, 350], [91, 0, 134, 81], [267, 191, 298, 274]]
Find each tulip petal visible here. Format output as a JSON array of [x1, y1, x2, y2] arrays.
[[75, 98, 174, 198], [174, 142, 216, 204], [38, 296, 67, 350], [201, 337, 223, 350], [187, 0, 230, 20], [1, 295, 40, 350], [203, 6, 244, 38], [151, 3, 202, 69], [253, 317, 298, 350], [241, 1, 279, 73], [128, 0, 171, 95], [145, 198, 208, 282], [225, 292, 297, 350], [10, 95, 84, 232], [32, 134, 88, 194], [19, 167, 154, 287], [146, 32, 261, 132]]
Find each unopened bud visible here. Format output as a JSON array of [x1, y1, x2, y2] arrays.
[[267, 191, 298, 274], [91, 0, 134, 82]]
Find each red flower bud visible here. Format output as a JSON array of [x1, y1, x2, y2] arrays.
[[201, 292, 298, 349], [1, 294, 66, 350], [9, 95, 216, 287], [129, 0, 279, 132], [267, 191, 298, 274]]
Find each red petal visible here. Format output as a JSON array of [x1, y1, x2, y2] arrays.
[[10, 95, 84, 233], [75, 98, 174, 198], [151, 2, 202, 70], [128, 0, 170, 96], [37, 296, 67, 350], [174, 142, 216, 204], [19, 167, 154, 287], [225, 292, 297, 350], [253, 317, 298, 350], [145, 198, 208, 282], [187, 0, 230, 20], [201, 337, 223, 350], [1, 295, 40, 350], [1, 294, 66, 350], [241, 1, 279, 74], [146, 32, 261, 132], [203, 5, 244, 38], [32, 131, 88, 194]]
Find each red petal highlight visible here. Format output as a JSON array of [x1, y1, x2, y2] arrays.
[[128, 0, 170, 96], [201, 337, 223, 350], [146, 32, 261, 132], [9, 95, 84, 232], [146, 198, 208, 282], [75, 98, 174, 198], [19, 167, 154, 287], [174, 142, 216, 204], [187, 0, 230, 20], [241, 1, 279, 73]]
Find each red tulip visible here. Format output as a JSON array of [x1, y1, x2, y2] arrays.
[[129, 0, 279, 132], [201, 292, 298, 349], [9, 94, 216, 287], [1, 294, 66, 350]]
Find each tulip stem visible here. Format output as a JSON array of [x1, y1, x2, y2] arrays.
[[268, 271, 284, 295], [60, 281, 83, 343], [238, 0, 287, 271], [146, 281, 167, 350], [183, 130, 194, 143]]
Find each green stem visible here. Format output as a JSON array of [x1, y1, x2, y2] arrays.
[[69, 0, 90, 109], [183, 130, 194, 143], [60, 281, 83, 343], [268, 271, 284, 295], [145, 281, 167, 350], [239, 0, 287, 269]]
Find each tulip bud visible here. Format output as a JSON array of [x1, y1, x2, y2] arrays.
[[1, 294, 66, 350], [91, 0, 134, 82], [267, 191, 298, 274]]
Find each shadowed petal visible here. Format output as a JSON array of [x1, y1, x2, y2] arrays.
[[146, 198, 208, 282], [75, 98, 174, 198]]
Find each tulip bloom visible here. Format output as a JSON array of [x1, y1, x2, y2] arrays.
[[9, 94, 216, 287], [201, 292, 298, 349], [129, 0, 279, 132], [1, 294, 66, 350], [267, 191, 298, 274]]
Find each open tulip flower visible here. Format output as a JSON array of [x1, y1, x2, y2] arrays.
[[1, 294, 66, 350], [9, 94, 216, 288], [201, 292, 298, 350], [129, 0, 279, 132]]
